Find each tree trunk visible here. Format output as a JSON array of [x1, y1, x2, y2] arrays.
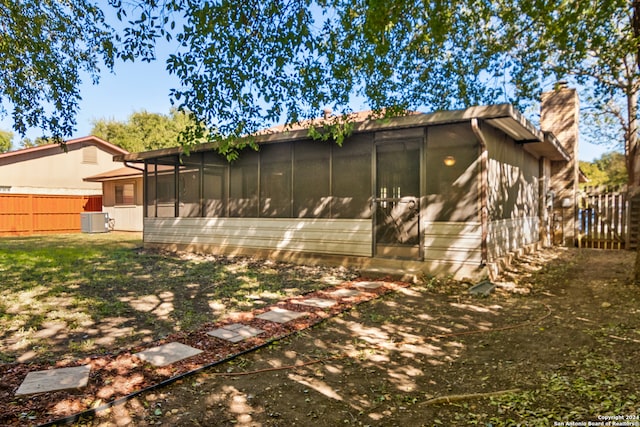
[[636, 217, 640, 284], [635, 0, 640, 72], [629, 0, 640, 282], [629, 82, 640, 283]]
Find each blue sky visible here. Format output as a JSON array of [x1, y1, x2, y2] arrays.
[[0, 50, 619, 162]]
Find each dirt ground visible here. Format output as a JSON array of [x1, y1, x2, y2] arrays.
[[71, 247, 638, 427]]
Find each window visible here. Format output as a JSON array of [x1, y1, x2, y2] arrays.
[[115, 183, 135, 205]]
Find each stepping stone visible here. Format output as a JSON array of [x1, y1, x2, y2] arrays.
[[257, 308, 308, 323], [354, 281, 385, 290], [330, 289, 363, 298], [16, 365, 91, 396], [207, 324, 265, 343], [293, 298, 337, 308], [134, 342, 202, 367]]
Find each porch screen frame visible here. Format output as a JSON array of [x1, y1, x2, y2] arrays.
[[372, 135, 425, 260]]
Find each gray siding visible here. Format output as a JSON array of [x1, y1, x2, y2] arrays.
[[144, 217, 372, 257], [423, 221, 483, 265]]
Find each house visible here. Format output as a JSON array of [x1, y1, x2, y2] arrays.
[[116, 87, 580, 280], [0, 136, 129, 235], [83, 166, 147, 232], [0, 136, 129, 195]]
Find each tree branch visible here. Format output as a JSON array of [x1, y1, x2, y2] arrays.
[[420, 389, 522, 406]]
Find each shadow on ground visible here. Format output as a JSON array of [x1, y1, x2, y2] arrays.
[[85, 248, 639, 426]]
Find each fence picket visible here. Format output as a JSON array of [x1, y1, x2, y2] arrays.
[[578, 187, 627, 249], [0, 194, 102, 236]]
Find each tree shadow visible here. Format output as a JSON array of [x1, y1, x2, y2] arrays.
[[0, 234, 355, 364]]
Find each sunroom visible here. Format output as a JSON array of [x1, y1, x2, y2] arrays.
[[117, 104, 569, 279]]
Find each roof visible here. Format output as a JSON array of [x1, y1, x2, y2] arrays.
[[541, 132, 571, 162], [0, 136, 129, 166], [116, 104, 568, 162], [83, 164, 175, 182], [261, 109, 423, 134], [83, 166, 143, 182]]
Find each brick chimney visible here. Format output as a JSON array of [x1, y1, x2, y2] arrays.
[[540, 82, 580, 247]]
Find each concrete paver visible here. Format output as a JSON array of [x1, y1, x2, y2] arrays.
[[354, 281, 385, 290], [329, 289, 363, 298], [207, 324, 265, 343], [16, 365, 91, 396], [293, 298, 337, 308], [257, 308, 308, 323], [134, 342, 203, 367]]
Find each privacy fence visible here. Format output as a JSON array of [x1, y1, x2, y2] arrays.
[[0, 194, 102, 236], [577, 186, 630, 250]]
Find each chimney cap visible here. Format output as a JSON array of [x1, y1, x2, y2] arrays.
[[323, 107, 332, 119], [556, 80, 569, 89]]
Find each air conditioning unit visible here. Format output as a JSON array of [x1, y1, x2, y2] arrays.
[[81, 212, 109, 233]]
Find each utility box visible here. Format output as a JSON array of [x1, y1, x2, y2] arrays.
[[81, 212, 109, 233]]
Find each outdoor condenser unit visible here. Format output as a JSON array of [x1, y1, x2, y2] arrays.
[[80, 212, 109, 233]]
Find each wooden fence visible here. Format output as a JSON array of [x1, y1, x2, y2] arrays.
[[577, 187, 628, 249], [0, 194, 102, 236]]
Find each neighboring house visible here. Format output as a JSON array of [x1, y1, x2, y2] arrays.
[[116, 87, 581, 280], [0, 136, 129, 235], [0, 136, 129, 195], [83, 166, 145, 232]]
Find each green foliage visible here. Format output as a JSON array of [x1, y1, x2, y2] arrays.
[[90, 108, 204, 152], [0, 0, 115, 139], [580, 151, 628, 187], [112, 0, 639, 176], [580, 161, 610, 187], [465, 351, 638, 425], [497, 1, 633, 100], [497, 0, 637, 189], [1, 0, 638, 182], [0, 129, 12, 153], [321, 0, 506, 110], [306, 115, 356, 146], [164, 0, 323, 154], [115, 0, 511, 144]]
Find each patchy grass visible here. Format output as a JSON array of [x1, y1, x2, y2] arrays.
[[461, 349, 639, 426], [81, 248, 639, 427], [0, 232, 356, 364]]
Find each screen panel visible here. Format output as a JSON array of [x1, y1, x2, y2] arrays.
[[229, 150, 259, 217], [331, 134, 373, 218], [425, 124, 479, 222], [293, 140, 330, 218], [145, 162, 157, 217], [260, 143, 292, 218], [178, 154, 202, 217]]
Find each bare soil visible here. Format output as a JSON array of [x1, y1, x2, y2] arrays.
[[4, 247, 639, 426]]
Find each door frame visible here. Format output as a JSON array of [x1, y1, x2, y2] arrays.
[[372, 135, 425, 260]]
